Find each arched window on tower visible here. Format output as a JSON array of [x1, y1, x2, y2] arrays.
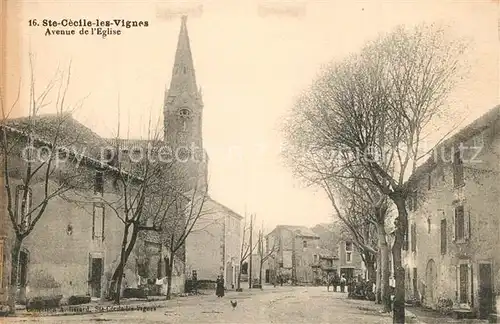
[[183, 67, 187, 74], [179, 108, 191, 132]]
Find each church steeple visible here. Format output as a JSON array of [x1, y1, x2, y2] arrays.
[[164, 15, 204, 149], [169, 15, 198, 95]]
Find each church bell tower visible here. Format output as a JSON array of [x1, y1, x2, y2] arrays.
[[163, 16, 207, 191], [164, 15, 204, 150]]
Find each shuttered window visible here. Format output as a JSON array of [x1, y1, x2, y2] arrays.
[[453, 150, 464, 187], [455, 206, 465, 241], [411, 223, 417, 252], [92, 203, 105, 240], [440, 219, 447, 254]]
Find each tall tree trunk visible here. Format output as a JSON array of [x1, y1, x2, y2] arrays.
[[259, 259, 263, 289], [112, 223, 139, 305], [236, 261, 242, 290], [8, 235, 22, 314], [392, 196, 408, 324], [366, 257, 376, 283], [378, 221, 391, 313], [166, 254, 174, 300], [376, 250, 381, 304]]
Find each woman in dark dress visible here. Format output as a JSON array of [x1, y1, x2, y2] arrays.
[[216, 275, 225, 297]]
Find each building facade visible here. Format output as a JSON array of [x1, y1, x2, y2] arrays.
[[310, 223, 364, 281], [0, 115, 187, 305], [185, 199, 242, 288], [404, 105, 500, 319], [311, 250, 338, 285], [266, 225, 322, 285]]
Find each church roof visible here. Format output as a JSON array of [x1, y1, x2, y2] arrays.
[[205, 197, 244, 220]]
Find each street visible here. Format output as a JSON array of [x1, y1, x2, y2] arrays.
[[4, 286, 393, 323]]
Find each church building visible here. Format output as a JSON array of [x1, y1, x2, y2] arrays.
[[163, 16, 243, 288]]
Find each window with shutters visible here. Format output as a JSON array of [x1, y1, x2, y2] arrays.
[[456, 260, 472, 307], [453, 150, 464, 187], [345, 241, 353, 252], [346, 252, 352, 263], [440, 219, 447, 255], [92, 203, 105, 240], [411, 223, 417, 252], [454, 205, 466, 242]]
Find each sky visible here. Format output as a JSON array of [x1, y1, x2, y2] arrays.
[[5, 0, 499, 232]]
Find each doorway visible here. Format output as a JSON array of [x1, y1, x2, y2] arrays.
[[226, 262, 233, 288], [478, 263, 493, 319], [89, 256, 103, 298], [265, 269, 270, 283], [425, 259, 436, 306]]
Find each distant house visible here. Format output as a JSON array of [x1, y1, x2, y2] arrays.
[[403, 105, 500, 319], [311, 223, 364, 280], [265, 225, 321, 285], [311, 250, 338, 284]]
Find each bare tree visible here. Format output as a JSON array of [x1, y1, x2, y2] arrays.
[[156, 179, 210, 300], [97, 127, 192, 304], [330, 175, 392, 311], [236, 213, 258, 291], [283, 23, 468, 323], [0, 55, 92, 313]]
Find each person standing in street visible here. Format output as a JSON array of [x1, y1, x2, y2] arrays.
[[340, 274, 347, 293], [215, 275, 225, 297]]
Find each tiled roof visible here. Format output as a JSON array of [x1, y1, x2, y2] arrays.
[[317, 248, 337, 259], [5, 113, 112, 160], [274, 225, 320, 238], [411, 104, 500, 183], [1, 113, 141, 181]]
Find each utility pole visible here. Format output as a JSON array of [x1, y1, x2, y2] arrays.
[[258, 223, 263, 287], [292, 229, 298, 285], [248, 213, 254, 289]]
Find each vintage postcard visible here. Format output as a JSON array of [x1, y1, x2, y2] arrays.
[[0, 1, 499, 323]]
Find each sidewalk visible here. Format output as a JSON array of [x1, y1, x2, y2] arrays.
[[342, 297, 490, 324], [340, 297, 425, 323], [408, 306, 489, 324]]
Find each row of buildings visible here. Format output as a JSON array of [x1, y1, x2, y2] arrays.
[[402, 105, 500, 319], [0, 16, 244, 307], [255, 224, 364, 286]]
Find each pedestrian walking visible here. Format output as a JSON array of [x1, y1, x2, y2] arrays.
[[215, 275, 225, 297], [340, 274, 347, 293]]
